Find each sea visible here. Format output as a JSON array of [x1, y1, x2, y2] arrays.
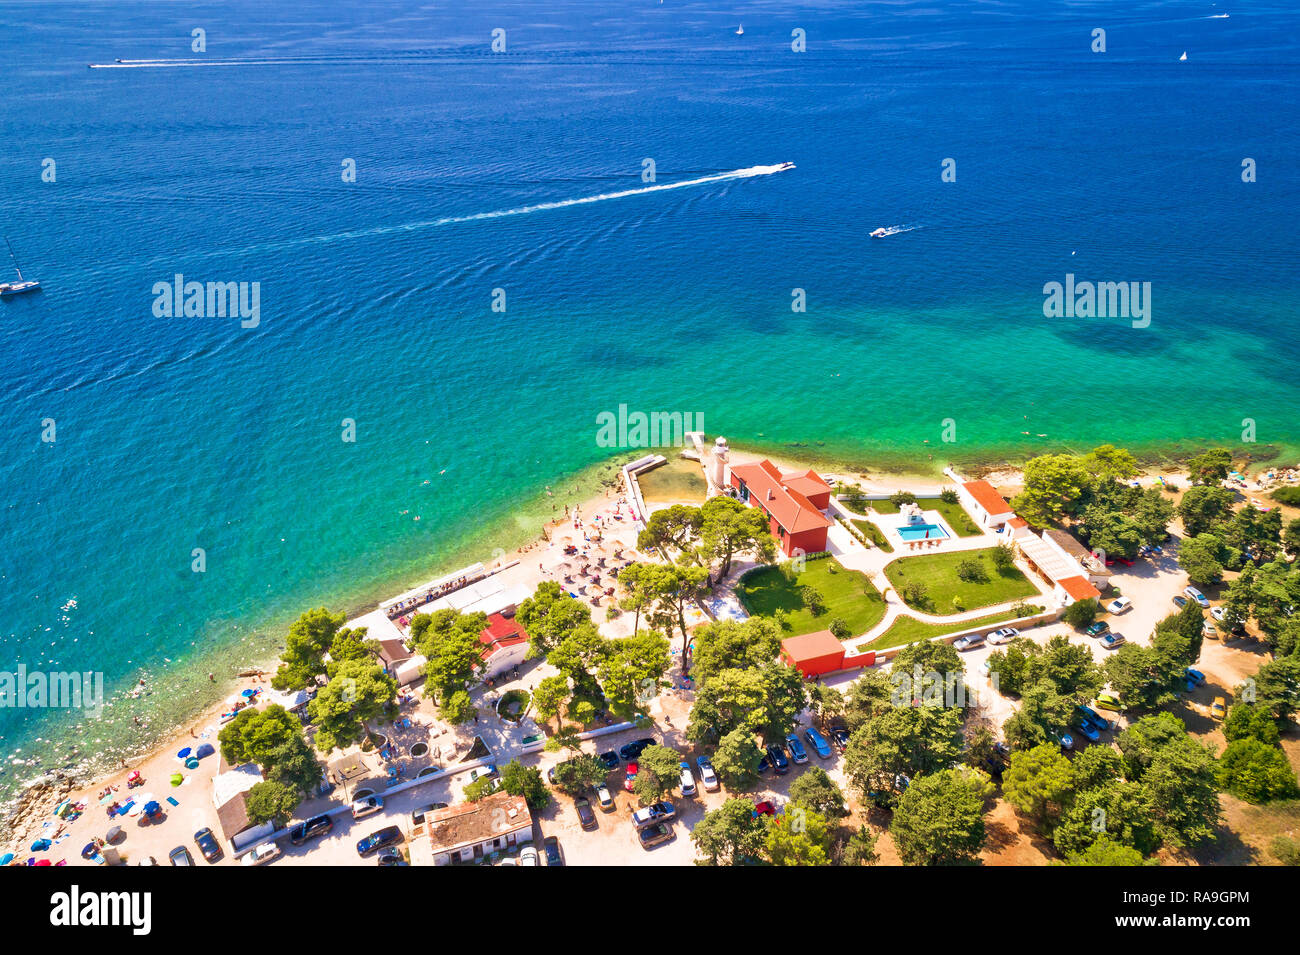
[[1, 0, 1298, 815]]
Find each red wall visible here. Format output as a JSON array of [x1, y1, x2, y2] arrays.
[[783, 526, 828, 557]]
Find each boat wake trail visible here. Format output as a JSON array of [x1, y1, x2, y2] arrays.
[[189, 164, 795, 260]]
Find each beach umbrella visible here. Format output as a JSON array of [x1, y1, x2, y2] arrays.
[[0, 853, 13, 866], [106, 826, 123, 844], [143, 801, 161, 817], [195, 743, 215, 759], [52, 799, 72, 816], [241, 688, 257, 698], [35, 859, 51, 866], [30, 838, 51, 852], [170, 773, 184, 787], [185, 757, 199, 769], [81, 843, 98, 859], [176, 747, 192, 759]]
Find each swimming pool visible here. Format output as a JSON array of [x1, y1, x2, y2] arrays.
[[897, 523, 949, 542]]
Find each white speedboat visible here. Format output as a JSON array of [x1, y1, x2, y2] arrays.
[[736, 24, 744, 35], [870, 228, 889, 238]]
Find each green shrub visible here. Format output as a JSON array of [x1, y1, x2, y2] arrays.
[[940, 488, 960, 505], [1272, 486, 1300, 507], [890, 491, 918, 508], [1271, 835, 1300, 866], [1062, 598, 1098, 629], [800, 585, 828, 616], [829, 617, 850, 639], [956, 558, 989, 583]]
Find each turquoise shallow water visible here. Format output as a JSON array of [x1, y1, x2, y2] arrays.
[[1, 0, 1298, 807]]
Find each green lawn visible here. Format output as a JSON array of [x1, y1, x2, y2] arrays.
[[739, 558, 886, 639], [869, 497, 982, 537], [863, 609, 1031, 651], [851, 518, 894, 553], [884, 548, 1039, 613]]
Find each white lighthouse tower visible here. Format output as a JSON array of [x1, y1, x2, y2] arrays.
[[708, 435, 730, 494]]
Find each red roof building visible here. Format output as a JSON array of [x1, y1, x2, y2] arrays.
[[728, 460, 833, 557], [780, 630, 845, 678], [1058, 575, 1102, 603], [479, 613, 530, 678]]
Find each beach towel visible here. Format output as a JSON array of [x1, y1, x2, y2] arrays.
[[166, 797, 179, 807]]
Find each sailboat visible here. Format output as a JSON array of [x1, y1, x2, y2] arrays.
[[1179, 51, 1187, 61], [736, 24, 744, 35], [0, 238, 40, 297]]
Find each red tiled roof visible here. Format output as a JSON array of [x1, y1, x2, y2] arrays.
[[1058, 576, 1101, 602], [731, 460, 833, 533], [479, 613, 528, 658], [1008, 517, 1029, 528], [962, 480, 1013, 516], [780, 470, 833, 499], [781, 629, 843, 664]]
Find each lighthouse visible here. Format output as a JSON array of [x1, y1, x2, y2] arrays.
[[709, 436, 730, 493]]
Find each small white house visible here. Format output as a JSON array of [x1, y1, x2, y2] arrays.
[[956, 479, 1017, 531]]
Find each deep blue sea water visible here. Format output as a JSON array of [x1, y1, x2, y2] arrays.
[[1, 0, 1297, 808]]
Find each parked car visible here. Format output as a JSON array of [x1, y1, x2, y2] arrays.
[[1100, 632, 1126, 650], [637, 823, 675, 850], [376, 847, 406, 866], [987, 627, 1020, 645], [467, 764, 498, 783], [784, 733, 809, 765], [804, 727, 832, 759], [678, 762, 697, 797], [1211, 697, 1227, 720], [595, 783, 615, 811], [953, 632, 985, 651], [1185, 667, 1207, 687], [597, 751, 620, 771], [240, 842, 280, 866], [1172, 595, 1189, 609], [631, 801, 676, 829], [618, 737, 655, 761], [351, 795, 384, 819], [1085, 621, 1111, 638], [411, 802, 448, 826], [766, 743, 790, 775], [1051, 730, 1074, 752], [518, 845, 540, 867], [1184, 586, 1210, 609], [1210, 606, 1226, 622], [1077, 704, 1111, 732], [829, 721, 850, 753], [1106, 597, 1132, 615], [168, 846, 194, 866], [543, 835, 564, 867], [289, 814, 333, 845], [1094, 691, 1126, 712], [1203, 621, 1219, 639], [194, 827, 222, 863], [752, 800, 776, 818], [981, 742, 1011, 779], [574, 796, 597, 831], [356, 825, 403, 857], [696, 755, 720, 791], [1073, 718, 1101, 743], [623, 762, 639, 792]]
